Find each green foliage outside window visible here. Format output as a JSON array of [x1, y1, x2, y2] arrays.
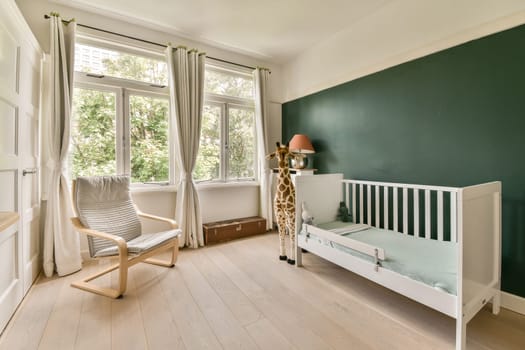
[[228, 108, 255, 179], [195, 68, 256, 182], [70, 88, 117, 178], [129, 96, 169, 183], [193, 105, 256, 182], [71, 43, 256, 184], [194, 105, 221, 181], [75, 44, 168, 85], [204, 69, 254, 99], [70, 50, 169, 183]]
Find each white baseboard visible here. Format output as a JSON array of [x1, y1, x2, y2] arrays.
[[501, 291, 525, 316]]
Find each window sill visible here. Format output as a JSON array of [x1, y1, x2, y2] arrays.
[[130, 184, 178, 193], [130, 181, 259, 193], [197, 181, 259, 190]]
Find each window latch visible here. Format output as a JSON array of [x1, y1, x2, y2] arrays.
[[86, 73, 105, 78]]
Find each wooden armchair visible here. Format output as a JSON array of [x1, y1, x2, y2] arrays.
[[70, 176, 181, 299]]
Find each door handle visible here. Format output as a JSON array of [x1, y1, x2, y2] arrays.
[[22, 168, 37, 176]]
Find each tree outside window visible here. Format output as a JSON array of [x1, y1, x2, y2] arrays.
[[71, 42, 256, 185], [194, 65, 256, 182], [70, 44, 169, 183]]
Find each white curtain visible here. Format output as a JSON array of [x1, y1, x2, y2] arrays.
[[42, 15, 81, 277], [166, 46, 205, 248], [254, 68, 273, 230]]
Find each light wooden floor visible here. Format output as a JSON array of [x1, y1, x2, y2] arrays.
[[1, 232, 524, 350]]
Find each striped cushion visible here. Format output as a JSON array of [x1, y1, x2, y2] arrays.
[[94, 229, 181, 257], [75, 176, 142, 258]]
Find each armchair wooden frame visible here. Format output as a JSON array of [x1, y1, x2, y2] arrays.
[[70, 180, 180, 299]]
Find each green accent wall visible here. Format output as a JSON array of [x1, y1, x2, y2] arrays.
[[283, 24, 525, 298]]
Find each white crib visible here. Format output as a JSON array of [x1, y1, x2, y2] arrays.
[[294, 173, 501, 350]]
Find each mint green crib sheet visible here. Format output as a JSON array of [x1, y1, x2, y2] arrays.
[[303, 222, 457, 295]]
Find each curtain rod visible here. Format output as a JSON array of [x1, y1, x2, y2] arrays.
[[44, 14, 259, 71]]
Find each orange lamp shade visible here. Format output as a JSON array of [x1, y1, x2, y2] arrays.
[[289, 134, 315, 154]]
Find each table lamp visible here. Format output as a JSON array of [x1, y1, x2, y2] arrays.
[[289, 134, 315, 169]]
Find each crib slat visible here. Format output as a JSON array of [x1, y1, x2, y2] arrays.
[[383, 186, 389, 229], [451, 191, 457, 242], [425, 189, 431, 239], [437, 191, 444, 241], [393, 187, 398, 232], [413, 189, 419, 237], [367, 185, 372, 225], [352, 183, 356, 224], [359, 184, 364, 224], [375, 185, 380, 227], [345, 183, 350, 215], [403, 187, 408, 234]]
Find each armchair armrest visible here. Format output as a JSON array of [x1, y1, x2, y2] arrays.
[[136, 211, 178, 229], [71, 217, 128, 256]]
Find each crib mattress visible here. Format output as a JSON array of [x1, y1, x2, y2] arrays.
[[301, 221, 457, 295]]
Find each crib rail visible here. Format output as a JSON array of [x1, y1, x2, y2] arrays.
[[343, 179, 461, 242], [304, 224, 386, 261]]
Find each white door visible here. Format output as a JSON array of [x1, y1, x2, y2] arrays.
[[0, 17, 25, 333], [0, 0, 42, 332]]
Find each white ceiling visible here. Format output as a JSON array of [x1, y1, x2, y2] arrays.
[[51, 0, 392, 63]]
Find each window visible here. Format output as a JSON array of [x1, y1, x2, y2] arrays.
[[69, 40, 170, 184], [74, 43, 167, 86], [70, 36, 257, 186], [70, 87, 117, 177], [194, 65, 256, 182], [128, 95, 169, 182]]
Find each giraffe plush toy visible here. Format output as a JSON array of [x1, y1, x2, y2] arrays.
[[267, 142, 296, 265]]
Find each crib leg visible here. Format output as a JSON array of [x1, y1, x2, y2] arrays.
[[456, 318, 466, 350], [296, 242, 303, 267], [492, 291, 501, 315]]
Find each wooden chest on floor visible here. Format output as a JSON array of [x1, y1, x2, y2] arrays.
[[203, 216, 267, 245]]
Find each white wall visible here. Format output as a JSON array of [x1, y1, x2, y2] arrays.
[[198, 184, 259, 223], [281, 0, 525, 102], [16, 0, 284, 229]]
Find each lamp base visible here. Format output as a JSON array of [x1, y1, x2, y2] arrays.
[[290, 154, 308, 169]]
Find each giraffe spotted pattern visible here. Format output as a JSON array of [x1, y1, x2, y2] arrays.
[[267, 142, 296, 264]]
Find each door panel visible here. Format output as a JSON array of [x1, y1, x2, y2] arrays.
[[20, 107, 40, 290], [0, 171, 17, 212], [19, 47, 41, 292], [0, 224, 22, 331], [0, 23, 17, 93], [0, 227, 17, 293], [0, 99, 17, 157]]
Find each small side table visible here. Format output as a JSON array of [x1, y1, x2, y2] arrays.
[[272, 168, 316, 185], [272, 168, 317, 175], [289, 168, 316, 176]]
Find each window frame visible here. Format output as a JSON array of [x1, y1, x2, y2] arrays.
[[70, 83, 121, 178], [124, 89, 171, 183], [199, 67, 257, 183], [72, 64, 172, 186], [75, 31, 167, 70], [225, 102, 257, 181], [71, 33, 259, 187]]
